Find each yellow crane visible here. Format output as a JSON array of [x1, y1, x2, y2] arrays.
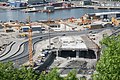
[[28, 28, 33, 66], [27, 16, 34, 67]]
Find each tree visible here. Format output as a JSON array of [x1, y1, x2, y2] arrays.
[[93, 35, 120, 80], [64, 70, 78, 80], [38, 68, 79, 80], [0, 62, 79, 80], [0, 62, 39, 80], [39, 68, 63, 80], [80, 76, 87, 80], [18, 67, 38, 80]]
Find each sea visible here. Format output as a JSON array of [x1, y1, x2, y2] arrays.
[[0, 8, 119, 22]]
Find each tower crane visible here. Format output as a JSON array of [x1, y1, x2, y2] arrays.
[[27, 16, 34, 67]]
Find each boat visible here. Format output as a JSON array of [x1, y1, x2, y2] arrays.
[[21, 8, 40, 13]]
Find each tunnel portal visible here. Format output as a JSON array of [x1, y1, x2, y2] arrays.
[[58, 49, 96, 59]]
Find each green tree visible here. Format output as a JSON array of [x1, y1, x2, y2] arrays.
[[18, 67, 38, 80], [44, 68, 63, 80], [39, 68, 78, 80], [38, 71, 46, 80], [93, 35, 120, 80], [0, 62, 79, 80], [80, 76, 87, 80], [0, 62, 39, 80], [64, 70, 78, 80]]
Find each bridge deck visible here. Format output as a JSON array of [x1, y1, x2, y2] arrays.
[[81, 35, 98, 49]]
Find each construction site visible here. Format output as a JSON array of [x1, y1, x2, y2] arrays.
[[0, 11, 120, 79]]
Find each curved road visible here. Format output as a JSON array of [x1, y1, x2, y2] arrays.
[[0, 28, 116, 66]]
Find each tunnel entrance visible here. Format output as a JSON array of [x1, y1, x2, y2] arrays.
[[58, 50, 76, 58], [79, 49, 96, 59], [58, 49, 96, 59], [88, 49, 96, 59]]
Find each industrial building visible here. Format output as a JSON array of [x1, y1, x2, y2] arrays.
[[20, 25, 42, 33], [44, 6, 54, 12], [8, 0, 28, 7], [7, 0, 48, 7], [27, 0, 48, 4]]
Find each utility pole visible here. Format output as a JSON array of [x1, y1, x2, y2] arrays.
[[28, 16, 33, 67]]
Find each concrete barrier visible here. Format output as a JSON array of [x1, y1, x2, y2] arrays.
[[35, 52, 56, 72]]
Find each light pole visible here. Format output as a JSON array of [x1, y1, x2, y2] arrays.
[[48, 10, 51, 49]]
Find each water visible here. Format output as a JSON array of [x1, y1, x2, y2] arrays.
[[0, 8, 119, 22]]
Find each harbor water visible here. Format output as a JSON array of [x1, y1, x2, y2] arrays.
[[0, 8, 119, 21]]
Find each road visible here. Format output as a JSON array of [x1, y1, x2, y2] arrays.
[[0, 28, 116, 66]]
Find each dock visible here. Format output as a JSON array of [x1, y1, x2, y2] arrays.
[[1, 5, 120, 11], [0, 6, 33, 10], [74, 5, 120, 10]]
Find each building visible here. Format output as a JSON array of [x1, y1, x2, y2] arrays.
[[48, 23, 74, 31], [44, 6, 54, 12], [57, 36, 97, 59], [27, 0, 47, 4], [49, 23, 61, 31], [8, 0, 28, 2], [8, 0, 28, 7], [49, 2, 63, 7], [20, 25, 42, 33], [79, 0, 92, 5], [87, 12, 120, 19]]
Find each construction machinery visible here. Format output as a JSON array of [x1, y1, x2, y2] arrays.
[[27, 16, 34, 67], [28, 28, 33, 66], [111, 17, 120, 26]]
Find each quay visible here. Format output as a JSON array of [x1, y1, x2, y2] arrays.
[[1, 5, 120, 11], [1, 0, 120, 11], [0, 6, 33, 10], [55, 5, 120, 10], [64, 5, 120, 10]]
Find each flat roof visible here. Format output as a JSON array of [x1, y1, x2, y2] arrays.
[[88, 11, 120, 16], [21, 26, 30, 28], [60, 36, 88, 50]]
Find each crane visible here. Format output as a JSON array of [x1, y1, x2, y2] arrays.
[[27, 16, 34, 67]]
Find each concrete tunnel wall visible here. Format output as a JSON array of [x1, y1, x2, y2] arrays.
[[58, 49, 96, 59], [35, 49, 97, 72]]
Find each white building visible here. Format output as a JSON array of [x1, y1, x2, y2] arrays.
[[59, 36, 88, 58], [60, 36, 87, 50], [8, 0, 28, 2], [54, 35, 97, 59]]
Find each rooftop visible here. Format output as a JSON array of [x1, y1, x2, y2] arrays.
[[88, 11, 120, 16], [60, 36, 88, 50]]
